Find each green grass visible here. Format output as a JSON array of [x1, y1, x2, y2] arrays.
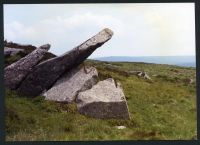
[[5, 60, 197, 141]]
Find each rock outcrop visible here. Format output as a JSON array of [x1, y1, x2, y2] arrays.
[[4, 51, 11, 58], [4, 29, 131, 120], [4, 41, 37, 52], [44, 66, 98, 102], [17, 28, 113, 97], [4, 42, 56, 67], [5, 44, 51, 90], [76, 78, 130, 119], [4, 47, 25, 57]]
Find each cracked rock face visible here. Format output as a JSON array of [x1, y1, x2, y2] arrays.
[[4, 44, 51, 90], [17, 28, 113, 97], [44, 66, 98, 103], [76, 78, 130, 119]]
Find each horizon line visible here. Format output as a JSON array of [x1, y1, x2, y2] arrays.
[[90, 55, 196, 59]]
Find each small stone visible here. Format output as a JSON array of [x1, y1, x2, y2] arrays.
[[115, 126, 126, 129]]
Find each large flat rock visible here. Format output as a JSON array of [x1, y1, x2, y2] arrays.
[[4, 44, 50, 90], [17, 28, 113, 97], [45, 66, 98, 102], [76, 78, 130, 119]]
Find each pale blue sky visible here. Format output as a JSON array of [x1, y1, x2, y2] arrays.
[[3, 3, 195, 58]]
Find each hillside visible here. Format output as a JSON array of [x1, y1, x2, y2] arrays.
[[5, 60, 197, 141], [92, 56, 196, 67]]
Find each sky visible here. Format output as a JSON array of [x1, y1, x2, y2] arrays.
[[3, 3, 195, 58]]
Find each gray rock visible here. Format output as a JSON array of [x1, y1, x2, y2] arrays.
[[45, 66, 98, 102], [4, 41, 37, 51], [143, 72, 152, 81], [4, 42, 50, 58], [38, 51, 57, 63], [132, 71, 152, 81], [4, 44, 51, 90], [38, 44, 51, 51], [189, 79, 194, 84], [17, 28, 113, 97], [76, 78, 130, 119], [4, 49, 12, 58], [184, 78, 194, 84], [4, 46, 55, 68], [4, 47, 25, 57]]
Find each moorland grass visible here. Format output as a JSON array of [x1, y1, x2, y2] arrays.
[[5, 60, 197, 141]]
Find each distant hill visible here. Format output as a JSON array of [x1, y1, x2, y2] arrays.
[[92, 56, 196, 67]]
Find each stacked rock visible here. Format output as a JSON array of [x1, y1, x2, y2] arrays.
[[4, 28, 130, 119]]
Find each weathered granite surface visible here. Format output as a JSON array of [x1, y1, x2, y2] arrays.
[[17, 28, 113, 97], [45, 66, 98, 102], [5, 44, 51, 90], [76, 78, 130, 119]]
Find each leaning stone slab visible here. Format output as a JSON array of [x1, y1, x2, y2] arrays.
[[76, 78, 130, 119], [44, 66, 98, 102], [17, 28, 113, 97], [4, 44, 51, 90]]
